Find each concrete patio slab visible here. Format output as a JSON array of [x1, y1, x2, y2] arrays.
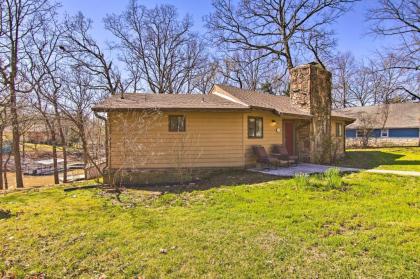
[[249, 163, 359, 177]]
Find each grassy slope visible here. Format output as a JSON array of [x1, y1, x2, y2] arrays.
[[1, 173, 419, 278], [338, 147, 420, 171]]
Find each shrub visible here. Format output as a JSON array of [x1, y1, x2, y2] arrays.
[[323, 168, 342, 190], [294, 172, 309, 188]]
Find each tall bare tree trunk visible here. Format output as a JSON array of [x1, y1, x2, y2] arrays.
[[94, 112, 109, 184], [51, 131, 59, 184], [9, 29, 24, 188], [0, 128, 3, 190], [81, 131, 88, 180], [3, 151, 11, 190], [77, 120, 89, 180], [60, 134, 68, 183], [10, 76, 24, 189], [55, 107, 68, 183], [22, 134, 25, 160]]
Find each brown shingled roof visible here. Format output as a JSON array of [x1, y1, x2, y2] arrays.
[[92, 84, 355, 122], [212, 84, 311, 117], [334, 102, 420, 129], [212, 84, 353, 121], [92, 93, 249, 112]]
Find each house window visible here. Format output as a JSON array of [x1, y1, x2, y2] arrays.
[[336, 123, 343, 137], [356, 129, 367, 138], [248, 117, 263, 138], [168, 115, 186, 132], [381, 129, 389, 137]]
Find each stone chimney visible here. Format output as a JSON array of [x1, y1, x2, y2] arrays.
[[290, 62, 332, 164]]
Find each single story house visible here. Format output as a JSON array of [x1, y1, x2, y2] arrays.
[[93, 62, 354, 185], [335, 103, 420, 148]]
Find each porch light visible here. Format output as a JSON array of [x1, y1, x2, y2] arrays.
[[271, 119, 277, 126]]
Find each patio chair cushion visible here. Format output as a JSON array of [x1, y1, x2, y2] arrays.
[[253, 145, 282, 166], [272, 144, 298, 162]]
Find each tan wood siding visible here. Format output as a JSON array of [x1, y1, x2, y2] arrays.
[[108, 110, 348, 169], [109, 111, 245, 169], [242, 111, 283, 166]]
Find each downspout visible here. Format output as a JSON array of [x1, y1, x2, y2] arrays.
[[94, 111, 110, 185]]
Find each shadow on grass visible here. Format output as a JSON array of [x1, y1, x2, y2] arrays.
[[124, 170, 284, 194], [337, 150, 418, 169], [0, 209, 12, 220]]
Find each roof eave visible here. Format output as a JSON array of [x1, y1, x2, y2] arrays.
[[91, 107, 250, 112], [249, 106, 312, 119]]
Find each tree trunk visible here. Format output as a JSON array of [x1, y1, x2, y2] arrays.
[[79, 125, 104, 181], [40, 117, 59, 184], [57, 122, 67, 183], [0, 128, 3, 190], [10, 81, 24, 188], [60, 139, 68, 183], [80, 127, 88, 179], [94, 112, 109, 184], [22, 134, 25, 160], [51, 131, 59, 184], [55, 111, 68, 183], [9, 35, 24, 188], [284, 41, 294, 70], [3, 152, 11, 190]]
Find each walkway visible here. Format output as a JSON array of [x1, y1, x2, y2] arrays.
[[250, 163, 420, 177], [249, 163, 359, 177], [365, 169, 420, 177]]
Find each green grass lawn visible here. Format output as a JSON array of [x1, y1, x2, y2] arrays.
[[338, 147, 420, 171], [1, 172, 419, 278]]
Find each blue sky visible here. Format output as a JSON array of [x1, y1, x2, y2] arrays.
[[60, 0, 396, 60]]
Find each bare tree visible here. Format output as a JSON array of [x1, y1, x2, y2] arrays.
[[352, 103, 391, 148], [368, 0, 419, 100], [216, 49, 289, 94], [104, 1, 207, 93], [120, 52, 144, 93], [220, 50, 267, 90], [331, 52, 413, 107], [0, 0, 57, 188], [206, 0, 358, 70], [59, 67, 102, 179], [331, 52, 356, 108], [25, 13, 68, 184], [193, 58, 220, 94], [0, 85, 10, 190], [368, 0, 419, 47], [61, 12, 121, 96], [369, 55, 413, 103]]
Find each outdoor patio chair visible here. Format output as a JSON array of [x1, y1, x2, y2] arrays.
[[252, 145, 288, 169], [271, 144, 299, 166]]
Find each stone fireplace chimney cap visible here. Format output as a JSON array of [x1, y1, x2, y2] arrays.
[[308, 61, 323, 66]]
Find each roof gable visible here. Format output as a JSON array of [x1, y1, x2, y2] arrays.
[[210, 84, 312, 117]]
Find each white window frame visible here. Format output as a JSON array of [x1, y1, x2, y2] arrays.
[[381, 129, 389, 138]]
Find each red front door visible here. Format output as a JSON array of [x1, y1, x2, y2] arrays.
[[284, 122, 294, 155]]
